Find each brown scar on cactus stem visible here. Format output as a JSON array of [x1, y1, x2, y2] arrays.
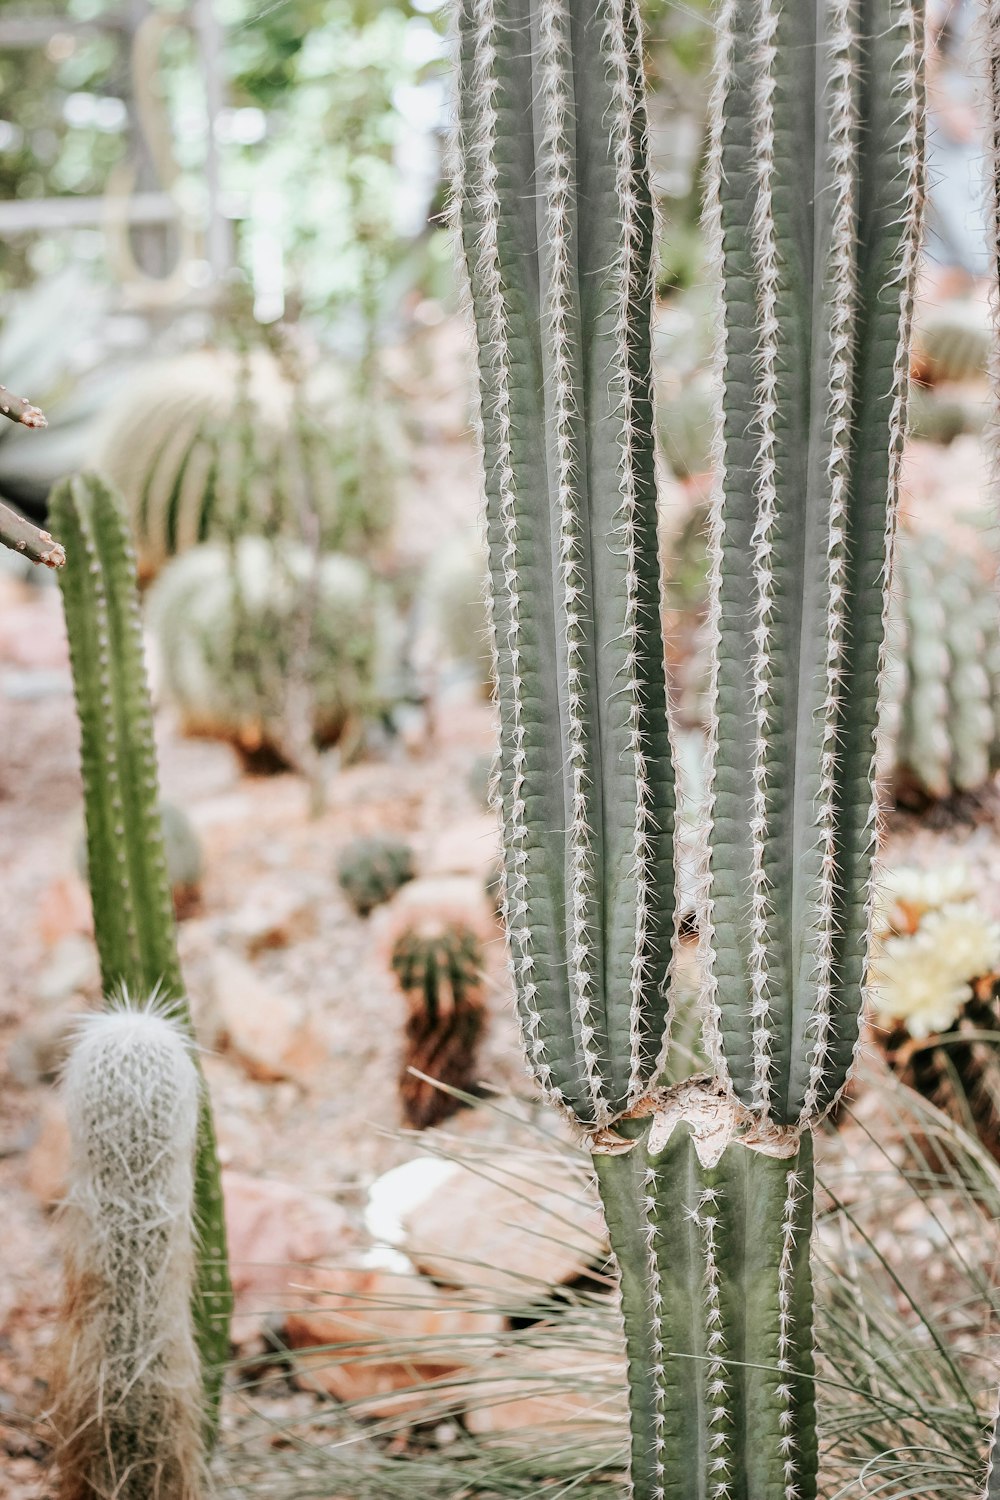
[[0, 384, 46, 428], [0, 499, 66, 569], [588, 1077, 803, 1167]]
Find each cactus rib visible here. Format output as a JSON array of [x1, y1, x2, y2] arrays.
[[458, 0, 675, 1128], [702, 0, 925, 1127]]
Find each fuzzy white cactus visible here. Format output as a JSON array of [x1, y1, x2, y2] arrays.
[[50, 998, 207, 1500]]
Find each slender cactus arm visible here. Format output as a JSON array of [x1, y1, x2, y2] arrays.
[[0, 384, 46, 428], [0, 499, 65, 568]]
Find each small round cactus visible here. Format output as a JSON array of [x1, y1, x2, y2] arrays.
[[50, 997, 206, 1500], [337, 833, 416, 917], [911, 297, 991, 385], [148, 537, 382, 764], [389, 907, 486, 1130]]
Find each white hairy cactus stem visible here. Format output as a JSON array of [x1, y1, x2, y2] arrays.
[[50, 998, 207, 1500]]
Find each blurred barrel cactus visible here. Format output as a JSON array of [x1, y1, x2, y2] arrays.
[[889, 533, 1000, 803], [51, 1001, 207, 1500], [148, 537, 384, 763], [390, 909, 486, 1130], [337, 833, 416, 916], [456, 1, 923, 1496], [91, 349, 395, 578]]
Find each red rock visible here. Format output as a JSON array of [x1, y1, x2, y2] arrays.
[[284, 1264, 502, 1418], [223, 1171, 354, 1347]]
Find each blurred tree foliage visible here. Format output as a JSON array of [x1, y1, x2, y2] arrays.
[[0, 0, 130, 287]]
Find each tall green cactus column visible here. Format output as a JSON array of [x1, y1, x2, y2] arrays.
[[457, 1, 924, 1496], [50, 472, 233, 1433]]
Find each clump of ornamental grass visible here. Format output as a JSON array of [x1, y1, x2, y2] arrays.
[[214, 1076, 997, 1500]]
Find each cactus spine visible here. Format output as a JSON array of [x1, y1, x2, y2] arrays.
[[51, 1002, 206, 1500], [50, 472, 232, 1430], [456, 1, 923, 1495]]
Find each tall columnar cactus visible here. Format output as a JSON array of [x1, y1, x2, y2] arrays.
[[50, 1001, 207, 1500], [456, 2, 923, 1495], [49, 472, 232, 1431]]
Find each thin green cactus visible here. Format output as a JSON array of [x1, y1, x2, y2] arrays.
[[456, 1, 923, 1495], [49, 471, 232, 1433], [338, 833, 416, 916], [50, 999, 208, 1500]]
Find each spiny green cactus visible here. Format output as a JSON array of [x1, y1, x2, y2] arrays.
[[51, 999, 207, 1500], [456, 1, 923, 1495], [148, 537, 380, 763], [50, 471, 232, 1431], [891, 533, 1000, 802], [91, 350, 395, 578], [338, 833, 416, 916], [75, 799, 203, 917], [907, 380, 987, 445], [913, 297, 991, 385], [390, 913, 486, 1129]]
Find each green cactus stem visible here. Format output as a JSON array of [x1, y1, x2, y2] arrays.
[[50, 471, 232, 1434], [702, 0, 924, 1127], [457, 0, 676, 1131], [51, 999, 208, 1500], [338, 833, 416, 917], [0, 383, 46, 427], [0, 498, 65, 568], [457, 0, 923, 1495], [0, 389, 63, 567]]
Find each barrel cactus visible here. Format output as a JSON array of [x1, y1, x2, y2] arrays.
[[456, 2, 922, 1497], [389, 908, 486, 1130], [890, 533, 1000, 803], [148, 537, 382, 763], [337, 833, 416, 916], [912, 296, 991, 385], [50, 1000, 207, 1500], [50, 471, 231, 1427], [90, 349, 395, 578]]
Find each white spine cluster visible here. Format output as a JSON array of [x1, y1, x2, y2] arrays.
[[51, 999, 205, 1500], [775, 1167, 806, 1500], [691, 1186, 732, 1500], [466, 0, 553, 1102], [605, 0, 659, 1104], [698, 0, 738, 1092], [856, 0, 926, 1092], [641, 1165, 669, 1499], [747, 0, 782, 1118], [802, 0, 860, 1124], [537, 0, 608, 1124]]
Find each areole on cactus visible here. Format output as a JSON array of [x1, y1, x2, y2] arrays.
[[455, 1, 924, 1496]]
